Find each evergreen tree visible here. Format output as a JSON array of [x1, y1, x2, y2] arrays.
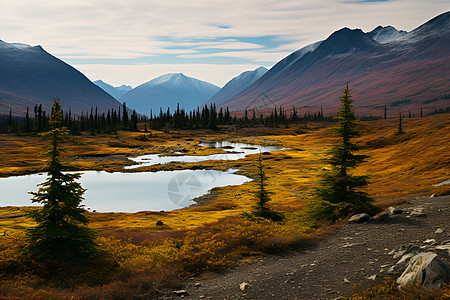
[[26, 99, 98, 261], [246, 152, 284, 221], [396, 112, 404, 135], [304, 86, 379, 221]]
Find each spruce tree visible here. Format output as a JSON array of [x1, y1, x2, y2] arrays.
[[305, 86, 379, 221], [26, 99, 98, 261], [396, 112, 404, 135], [246, 152, 284, 221]]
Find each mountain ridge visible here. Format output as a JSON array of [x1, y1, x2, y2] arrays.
[[218, 11, 450, 115], [94, 80, 132, 100], [120, 73, 220, 115], [0, 40, 121, 115], [206, 67, 268, 105]]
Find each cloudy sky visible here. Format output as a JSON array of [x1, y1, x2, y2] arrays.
[[1, 0, 448, 87]]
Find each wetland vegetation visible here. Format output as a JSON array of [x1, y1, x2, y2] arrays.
[[0, 97, 449, 299]]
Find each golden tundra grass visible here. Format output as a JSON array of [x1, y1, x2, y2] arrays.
[[0, 113, 449, 235], [0, 113, 448, 299]]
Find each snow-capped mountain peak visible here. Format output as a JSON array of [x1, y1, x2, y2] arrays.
[[368, 25, 407, 43]]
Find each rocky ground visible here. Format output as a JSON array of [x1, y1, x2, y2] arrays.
[[161, 195, 450, 299]]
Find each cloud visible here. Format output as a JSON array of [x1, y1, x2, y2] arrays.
[[75, 63, 269, 87], [1, 0, 448, 85]]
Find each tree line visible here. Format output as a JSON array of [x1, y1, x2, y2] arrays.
[[2, 100, 447, 135], [0, 102, 141, 134], [147, 104, 332, 130], [0, 102, 332, 134]]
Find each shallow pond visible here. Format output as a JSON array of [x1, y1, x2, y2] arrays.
[[126, 141, 285, 169], [1, 141, 285, 212], [0, 169, 251, 213]]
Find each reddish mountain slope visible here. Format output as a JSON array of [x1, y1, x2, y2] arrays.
[[219, 11, 450, 116]]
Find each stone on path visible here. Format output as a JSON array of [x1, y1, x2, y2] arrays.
[[397, 252, 450, 290], [349, 213, 370, 223], [388, 206, 403, 215], [239, 282, 250, 292], [173, 290, 189, 297]]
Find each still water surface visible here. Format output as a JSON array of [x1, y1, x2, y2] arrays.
[[126, 141, 285, 169], [1, 142, 284, 212], [0, 169, 251, 213]]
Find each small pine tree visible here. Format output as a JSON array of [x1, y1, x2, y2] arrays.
[[26, 99, 98, 262], [396, 112, 404, 135], [245, 152, 284, 221], [304, 86, 379, 222]]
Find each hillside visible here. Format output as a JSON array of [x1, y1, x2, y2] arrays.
[[93, 80, 132, 100], [0, 40, 121, 115], [206, 67, 267, 105], [218, 11, 450, 116]]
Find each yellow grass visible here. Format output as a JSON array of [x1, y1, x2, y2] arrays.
[[0, 113, 449, 298]]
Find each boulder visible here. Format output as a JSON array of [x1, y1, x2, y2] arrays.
[[372, 211, 389, 221], [410, 210, 426, 217], [393, 244, 419, 259], [239, 282, 250, 292], [397, 252, 450, 290], [173, 290, 189, 297], [388, 206, 404, 215], [349, 213, 370, 223], [156, 220, 164, 226]]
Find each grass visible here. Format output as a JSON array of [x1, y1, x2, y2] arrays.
[[0, 113, 449, 298]]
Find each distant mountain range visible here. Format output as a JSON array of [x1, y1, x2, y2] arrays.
[[93, 80, 132, 100], [120, 73, 220, 115], [0, 40, 121, 115], [218, 11, 450, 115], [206, 67, 268, 105]]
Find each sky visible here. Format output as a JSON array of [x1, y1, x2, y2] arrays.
[[0, 0, 448, 88]]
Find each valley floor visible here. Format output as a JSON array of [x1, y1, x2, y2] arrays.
[[0, 113, 449, 299]]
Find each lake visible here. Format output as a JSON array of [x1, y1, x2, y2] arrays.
[[0, 141, 284, 212], [126, 141, 285, 168], [0, 169, 251, 213]]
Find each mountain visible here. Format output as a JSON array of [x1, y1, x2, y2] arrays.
[[93, 80, 132, 100], [0, 40, 121, 115], [206, 67, 268, 105], [368, 25, 407, 43], [120, 73, 220, 115], [217, 11, 450, 116]]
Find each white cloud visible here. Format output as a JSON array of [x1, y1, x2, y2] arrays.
[[1, 0, 448, 85], [75, 63, 269, 88]]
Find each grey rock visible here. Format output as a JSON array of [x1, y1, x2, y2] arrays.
[[388, 265, 397, 274], [435, 228, 444, 234], [397, 253, 416, 265], [239, 282, 250, 292], [430, 194, 437, 198], [397, 252, 450, 290], [349, 213, 370, 223], [372, 211, 389, 221], [393, 244, 419, 259], [173, 290, 189, 297], [388, 206, 404, 215], [410, 210, 426, 217], [367, 275, 377, 281], [423, 239, 437, 245]]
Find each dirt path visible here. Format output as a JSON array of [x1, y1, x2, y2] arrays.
[[161, 195, 450, 299]]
